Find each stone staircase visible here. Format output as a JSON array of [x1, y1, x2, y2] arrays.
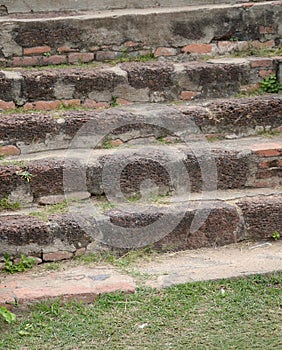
[[0, 0, 281, 263]]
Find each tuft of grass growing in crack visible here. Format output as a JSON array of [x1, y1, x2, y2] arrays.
[[0, 159, 28, 167], [255, 128, 281, 138], [29, 201, 69, 221], [75, 246, 158, 271], [229, 45, 282, 58]]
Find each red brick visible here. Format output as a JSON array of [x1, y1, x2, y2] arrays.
[[259, 159, 282, 169], [259, 26, 276, 34], [68, 52, 94, 64], [252, 143, 282, 157], [249, 58, 273, 68], [251, 40, 275, 49], [182, 43, 213, 54], [82, 100, 110, 109], [181, 90, 198, 101], [83, 99, 97, 108], [154, 47, 177, 57], [13, 56, 41, 67], [42, 55, 67, 65], [116, 98, 132, 105], [254, 179, 280, 188], [25, 100, 61, 110], [0, 145, 20, 156], [23, 102, 35, 110], [95, 51, 120, 61], [24, 45, 51, 56], [257, 168, 281, 179], [57, 46, 78, 53], [89, 46, 100, 52], [241, 2, 254, 8], [43, 251, 73, 262], [94, 102, 110, 109], [124, 41, 140, 47], [60, 99, 81, 108], [0, 100, 15, 110], [110, 139, 124, 147], [259, 69, 275, 78]]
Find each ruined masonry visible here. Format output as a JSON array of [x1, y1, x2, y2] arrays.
[[0, 0, 281, 263]]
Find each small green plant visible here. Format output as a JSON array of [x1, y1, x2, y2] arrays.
[[272, 231, 280, 240], [0, 307, 16, 324], [16, 170, 33, 182], [43, 52, 51, 57], [3, 253, 36, 274], [0, 197, 20, 211], [259, 74, 282, 93], [110, 95, 118, 107]]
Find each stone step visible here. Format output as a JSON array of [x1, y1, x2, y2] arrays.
[[0, 57, 281, 110], [0, 0, 270, 15], [0, 99, 281, 153], [0, 133, 281, 204], [0, 1, 280, 68], [0, 189, 281, 259]]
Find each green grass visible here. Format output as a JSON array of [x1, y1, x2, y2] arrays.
[[0, 272, 281, 349], [29, 201, 69, 221], [0, 197, 20, 211]]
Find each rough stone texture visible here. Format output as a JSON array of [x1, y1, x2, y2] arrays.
[[179, 96, 282, 136], [49, 213, 93, 249], [0, 59, 279, 105], [0, 99, 280, 149], [0, 164, 27, 198], [236, 195, 282, 239], [43, 251, 73, 262], [1, 134, 281, 201], [1, 191, 281, 258], [0, 145, 20, 156], [155, 201, 241, 251], [0, 2, 279, 55], [0, 1, 280, 70], [0, 215, 52, 245], [184, 149, 253, 192], [121, 62, 174, 91]]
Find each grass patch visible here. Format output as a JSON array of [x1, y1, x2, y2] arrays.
[[75, 247, 157, 269], [0, 272, 281, 349], [230, 45, 282, 58], [0, 197, 20, 211], [29, 201, 69, 221], [255, 128, 281, 137]]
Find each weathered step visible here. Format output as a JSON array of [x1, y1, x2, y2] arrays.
[[0, 98, 281, 153], [0, 0, 270, 15], [0, 1, 281, 68], [0, 134, 281, 204], [0, 57, 281, 109], [0, 189, 281, 259]]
